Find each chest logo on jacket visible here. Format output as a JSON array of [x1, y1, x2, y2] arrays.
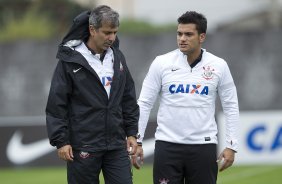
[[202, 66, 214, 80], [73, 67, 82, 73]]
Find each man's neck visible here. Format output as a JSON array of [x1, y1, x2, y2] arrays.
[[187, 49, 203, 69], [86, 39, 104, 54], [187, 48, 202, 65], [85, 39, 107, 61]]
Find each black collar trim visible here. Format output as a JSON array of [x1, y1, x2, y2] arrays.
[[190, 49, 203, 68]]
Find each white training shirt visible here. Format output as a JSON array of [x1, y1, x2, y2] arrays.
[[75, 42, 114, 98], [137, 49, 239, 151]]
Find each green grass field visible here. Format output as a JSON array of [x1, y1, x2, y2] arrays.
[[0, 165, 282, 184]]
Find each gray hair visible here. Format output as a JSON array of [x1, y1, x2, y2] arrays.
[[89, 5, 120, 29]]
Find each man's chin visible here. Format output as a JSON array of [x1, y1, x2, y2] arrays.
[[104, 43, 112, 48], [179, 48, 188, 53]]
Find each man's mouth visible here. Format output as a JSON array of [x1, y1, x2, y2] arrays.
[[179, 44, 188, 48], [105, 42, 112, 47]]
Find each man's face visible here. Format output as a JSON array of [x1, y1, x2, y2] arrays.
[[177, 23, 205, 55], [89, 21, 118, 53]]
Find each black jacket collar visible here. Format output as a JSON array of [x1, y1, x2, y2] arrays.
[[190, 49, 203, 68]]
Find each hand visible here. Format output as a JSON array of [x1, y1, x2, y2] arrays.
[[58, 145, 74, 162], [127, 136, 138, 155], [217, 148, 235, 172], [131, 145, 144, 169]]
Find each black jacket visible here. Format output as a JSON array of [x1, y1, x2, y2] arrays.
[[46, 11, 138, 152]]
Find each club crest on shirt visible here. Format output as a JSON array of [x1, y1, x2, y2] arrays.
[[79, 151, 90, 159], [102, 76, 113, 86], [159, 178, 170, 184], [202, 66, 215, 80]]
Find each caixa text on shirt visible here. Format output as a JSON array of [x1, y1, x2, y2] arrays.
[[169, 84, 208, 95]]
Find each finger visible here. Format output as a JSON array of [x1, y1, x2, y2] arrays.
[[219, 160, 232, 172], [69, 147, 74, 160], [131, 155, 137, 165], [131, 155, 141, 169], [140, 153, 144, 165], [127, 140, 131, 153], [58, 150, 65, 160], [219, 161, 227, 171], [217, 153, 223, 163], [65, 148, 74, 162], [65, 153, 73, 161], [134, 161, 141, 169], [130, 143, 137, 155]]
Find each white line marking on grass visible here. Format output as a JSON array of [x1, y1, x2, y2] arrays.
[[217, 167, 279, 183]]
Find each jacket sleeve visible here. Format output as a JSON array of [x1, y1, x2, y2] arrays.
[[46, 60, 72, 149], [120, 52, 139, 138]]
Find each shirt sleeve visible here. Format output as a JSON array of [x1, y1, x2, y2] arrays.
[[218, 61, 240, 152], [137, 57, 162, 143]]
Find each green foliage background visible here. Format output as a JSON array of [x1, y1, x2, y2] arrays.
[[0, 0, 86, 42], [0, 0, 175, 42]]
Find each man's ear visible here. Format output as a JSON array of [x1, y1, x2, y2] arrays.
[[199, 33, 206, 43], [89, 25, 96, 36]]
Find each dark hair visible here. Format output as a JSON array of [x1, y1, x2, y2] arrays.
[[89, 5, 119, 29], [177, 11, 207, 34]]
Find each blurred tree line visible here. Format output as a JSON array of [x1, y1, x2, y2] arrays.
[[0, 0, 176, 42], [0, 0, 87, 42]]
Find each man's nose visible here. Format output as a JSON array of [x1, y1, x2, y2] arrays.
[[179, 34, 187, 41], [108, 33, 116, 42]]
